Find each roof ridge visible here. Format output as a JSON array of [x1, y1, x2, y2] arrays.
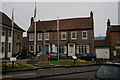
[[36, 17, 91, 22]]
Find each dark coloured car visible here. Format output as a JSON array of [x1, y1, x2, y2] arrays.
[[77, 53, 96, 61], [89, 61, 120, 80], [13, 52, 27, 59]]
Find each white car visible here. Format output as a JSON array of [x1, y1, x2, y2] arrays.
[[36, 52, 42, 57]]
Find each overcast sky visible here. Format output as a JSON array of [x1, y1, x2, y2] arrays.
[[1, 1, 119, 37]]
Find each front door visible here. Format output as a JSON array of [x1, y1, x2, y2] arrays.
[[68, 43, 75, 56]]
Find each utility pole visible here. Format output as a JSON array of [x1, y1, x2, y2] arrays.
[[57, 17, 60, 61], [34, 2, 37, 55]]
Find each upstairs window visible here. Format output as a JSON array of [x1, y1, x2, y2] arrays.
[[8, 29, 12, 37], [29, 33, 34, 41], [61, 32, 66, 40], [2, 28, 5, 36], [2, 42, 5, 53], [82, 31, 87, 39], [38, 33, 42, 41], [117, 37, 120, 43], [29, 45, 33, 52], [44, 33, 49, 40], [71, 31, 77, 40]]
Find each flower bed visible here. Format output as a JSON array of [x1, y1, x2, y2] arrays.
[[2, 62, 31, 71]]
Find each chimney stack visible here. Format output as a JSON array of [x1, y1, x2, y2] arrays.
[[31, 17, 34, 25]]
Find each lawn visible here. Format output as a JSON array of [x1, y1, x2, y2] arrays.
[[2, 62, 31, 71], [50, 59, 97, 66]]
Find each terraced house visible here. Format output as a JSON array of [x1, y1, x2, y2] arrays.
[[0, 12, 25, 58], [27, 11, 94, 58]]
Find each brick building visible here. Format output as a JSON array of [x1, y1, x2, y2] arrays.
[[27, 11, 95, 58], [106, 19, 120, 59], [95, 19, 120, 59], [0, 12, 25, 58]]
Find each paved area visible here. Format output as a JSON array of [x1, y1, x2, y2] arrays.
[[2, 65, 100, 79]]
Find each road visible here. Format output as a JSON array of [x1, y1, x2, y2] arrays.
[[47, 71, 96, 78], [28, 71, 96, 80], [2, 65, 100, 80]]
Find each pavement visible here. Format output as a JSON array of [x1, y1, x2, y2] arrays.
[[1, 59, 100, 80]]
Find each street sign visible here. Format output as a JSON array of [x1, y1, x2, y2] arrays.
[[72, 56, 77, 60], [10, 57, 17, 61]]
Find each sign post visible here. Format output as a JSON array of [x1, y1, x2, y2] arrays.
[[10, 57, 17, 69], [72, 56, 77, 64]]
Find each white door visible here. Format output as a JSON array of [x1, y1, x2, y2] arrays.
[[96, 48, 110, 59], [68, 43, 75, 56]]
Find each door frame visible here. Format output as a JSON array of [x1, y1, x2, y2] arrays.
[[68, 43, 75, 56]]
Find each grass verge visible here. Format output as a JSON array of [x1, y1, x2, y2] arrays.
[[50, 60, 96, 66]]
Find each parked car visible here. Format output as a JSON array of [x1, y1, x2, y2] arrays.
[[13, 52, 27, 59], [48, 52, 58, 60], [89, 61, 120, 80], [77, 53, 96, 61]]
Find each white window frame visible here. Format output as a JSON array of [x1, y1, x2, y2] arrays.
[[8, 29, 12, 37], [71, 31, 77, 40], [77, 45, 89, 54], [2, 27, 5, 36], [29, 33, 34, 41], [82, 31, 87, 39], [59, 45, 67, 54], [61, 32, 66, 40], [37, 45, 42, 52], [2, 42, 5, 53], [117, 37, 120, 43], [8, 43, 11, 52], [29, 45, 33, 52], [38, 33, 42, 41], [45, 33, 49, 40]]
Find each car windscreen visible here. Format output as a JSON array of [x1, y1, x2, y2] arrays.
[[95, 65, 120, 79]]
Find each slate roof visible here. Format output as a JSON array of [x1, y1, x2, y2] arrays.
[[94, 40, 110, 47], [0, 12, 25, 32], [27, 16, 93, 32]]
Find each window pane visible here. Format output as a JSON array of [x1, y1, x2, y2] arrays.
[[8, 43, 11, 52], [9, 29, 12, 37], [45, 33, 49, 40], [29, 34, 34, 41], [61, 32, 66, 40], [2, 28, 5, 36], [38, 33, 42, 40], [82, 31, 87, 39]]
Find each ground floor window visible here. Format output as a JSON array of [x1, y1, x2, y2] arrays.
[[37, 45, 42, 52], [77, 45, 89, 54], [8, 43, 11, 52], [116, 49, 120, 56], [29, 45, 33, 52], [2, 42, 5, 54], [59, 45, 67, 54]]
